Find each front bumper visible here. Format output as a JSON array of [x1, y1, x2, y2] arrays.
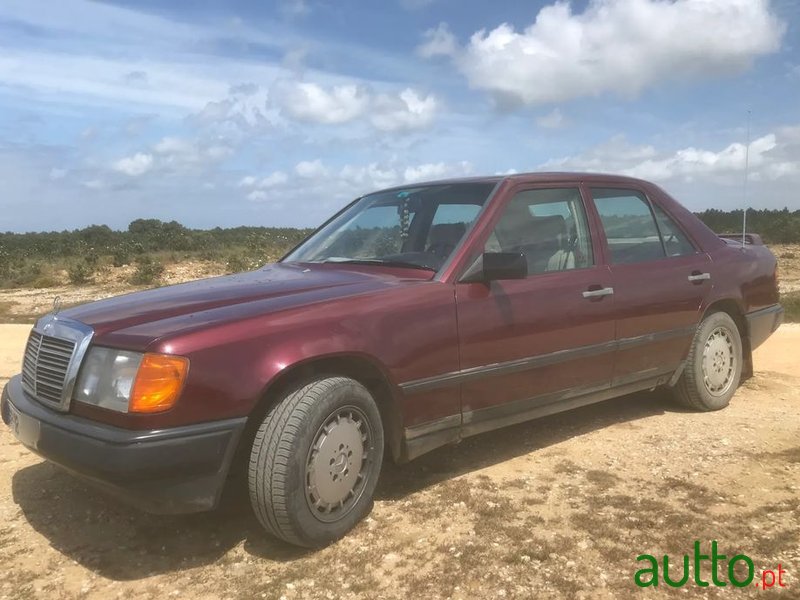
[[746, 304, 784, 351], [2, 375, 246, 514]]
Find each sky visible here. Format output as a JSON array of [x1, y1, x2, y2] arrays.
[[1, 0, 799, 232]]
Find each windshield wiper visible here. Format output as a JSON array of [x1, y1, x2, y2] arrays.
[[321, 258, 436, 272]]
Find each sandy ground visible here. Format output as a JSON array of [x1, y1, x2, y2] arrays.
[[0, 324, 798, 599]]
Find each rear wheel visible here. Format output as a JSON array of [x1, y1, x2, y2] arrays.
[[672, 311, 743, 411], [248, 376, 384, 547]]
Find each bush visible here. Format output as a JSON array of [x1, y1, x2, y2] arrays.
[[225, 251, 271, 274], [782, 291, 800, 323], [31, 275, 60, 289], [68, 260, 94, 285], [129, 255, 165, 286], [112, 248, 131, 267]]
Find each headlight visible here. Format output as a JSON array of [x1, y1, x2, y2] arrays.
[[75, 347, 189, 414]]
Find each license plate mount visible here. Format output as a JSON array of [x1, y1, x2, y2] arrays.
[[8, 402, 41, 449]]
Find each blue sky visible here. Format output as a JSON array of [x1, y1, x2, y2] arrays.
[[1, 0, 798, 232]]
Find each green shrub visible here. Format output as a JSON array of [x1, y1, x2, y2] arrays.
[[128, 255, 165, 286], [112, 248, 131, 267], [31, 275, 60, 289], [68, 260, 94, 285], [782, 291, 800, 323], [226, 253, 253, 274]]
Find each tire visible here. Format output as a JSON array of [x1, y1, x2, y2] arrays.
[[672, 311, 743, 411], [248, 376, 384, 548]]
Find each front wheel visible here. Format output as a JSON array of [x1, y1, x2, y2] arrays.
[[672, 311, 743, 411], [248, 376, 384, 547]]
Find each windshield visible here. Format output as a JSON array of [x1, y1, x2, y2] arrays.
[[283, 182, 496, 271]]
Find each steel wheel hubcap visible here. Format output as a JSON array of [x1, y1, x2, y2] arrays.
[[702, 326, 735, 396], [305, 407, 370, 523]]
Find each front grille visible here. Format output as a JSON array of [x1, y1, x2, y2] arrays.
[[22, 331, 77, 405], [20, 316, 93, 411]]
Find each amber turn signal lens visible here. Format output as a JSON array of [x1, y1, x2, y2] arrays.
[[129, 353, 189, 413]]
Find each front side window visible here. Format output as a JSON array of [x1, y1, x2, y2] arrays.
[[591, 188, 665, 264], [284, 182, 495, 271], [485, 188, 594, 275]]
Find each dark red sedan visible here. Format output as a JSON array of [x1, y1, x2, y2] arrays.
[[2, 173, 783, 547]]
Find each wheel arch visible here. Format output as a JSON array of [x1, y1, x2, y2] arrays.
[[233, 352, 405, 478]]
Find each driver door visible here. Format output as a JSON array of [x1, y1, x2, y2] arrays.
[[454, 185, 617, 435]]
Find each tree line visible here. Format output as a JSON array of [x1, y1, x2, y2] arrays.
[[0, 219, 312, 260], [695, 208, 800, 244], [0, 219, 312, 288], [2, 209, 798, 259]]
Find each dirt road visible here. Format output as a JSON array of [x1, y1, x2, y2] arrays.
[[1, 324, 798, 599]]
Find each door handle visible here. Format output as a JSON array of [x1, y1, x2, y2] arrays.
[[582, 287, 614, 299], [688, 272, 711, 282]]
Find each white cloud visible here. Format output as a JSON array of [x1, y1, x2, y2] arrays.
[[417, 23, 457, 58], [260, 171, 290, 187], [403, 161, 472, 182], [82, 179, 105, 190], [239, 171, 289, 201], [193, 85, 273, 132], [539, 127, 800, 185], [109, 136, 233, 180], [0, 51, 233, 113], [339, 163, 401, 190], [295, 159, 330, 179], [112, 152, 153, 176], [273, 81, 371, 125], [536, 108, 566, 129], [153, 136, 233, 168], [271, 79, 438, 131], [246, 190, 270, 202], [370, 89, 438, 132], [423, 0, 785, 106], [238, 160, 476, 208]]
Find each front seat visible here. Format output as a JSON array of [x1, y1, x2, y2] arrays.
[[426, 223, 467, 259]]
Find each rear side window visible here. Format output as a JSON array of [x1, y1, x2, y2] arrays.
[[652, 204, 696, 257], [591, 188, 664, 264]]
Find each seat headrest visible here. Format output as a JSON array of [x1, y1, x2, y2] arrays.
[[428, 222, 467, 245], [531, 215, 566, 239]]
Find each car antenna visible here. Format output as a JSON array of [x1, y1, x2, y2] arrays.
[[741, 109, 751, 248]]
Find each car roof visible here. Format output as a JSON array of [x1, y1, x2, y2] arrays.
[[373, 171, 652, 194]]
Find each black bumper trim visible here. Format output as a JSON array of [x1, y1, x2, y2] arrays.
[[2, 375, 247, 514]]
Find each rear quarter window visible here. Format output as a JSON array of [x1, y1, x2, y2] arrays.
[[591, 188, 666, 264]]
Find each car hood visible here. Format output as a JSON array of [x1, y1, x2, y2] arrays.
[[61, 262, 433, 348]]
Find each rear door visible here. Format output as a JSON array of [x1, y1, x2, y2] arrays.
[[587, 186, 711, 387], [454, 184, 616, 435]]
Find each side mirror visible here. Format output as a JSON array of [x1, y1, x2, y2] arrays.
[[461, 252, 528, 283]]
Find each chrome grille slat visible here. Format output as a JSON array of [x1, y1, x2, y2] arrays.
[[38, 350, 73, 361], [38, 356, 72, 366], [34, 372, 67, 386], [38, 344, 72, 354], [20, 316, 94, 412], [36, 360, 71, 373]]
